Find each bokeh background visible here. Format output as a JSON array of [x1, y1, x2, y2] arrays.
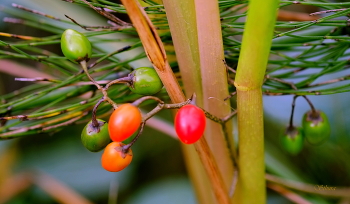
[[1, 1, 349, 203]]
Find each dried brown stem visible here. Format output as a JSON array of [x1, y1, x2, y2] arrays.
[[265, 75, 297, 90], [195, 138, 231, 204], [80, 0, 131, 26], [310, 9, 346, 16], [12, 3, 61, 20], [308, 75, 350, 87], [0, 111, 85, 138], [65, 15, 130, 31], [120, 0, 184, 103]]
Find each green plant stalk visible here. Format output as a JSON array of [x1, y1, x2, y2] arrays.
[[162, 1, 213, 203], [194, 0, 236, 191], [234, 0, 279, 203], [161, 1, 202, 100], [163, 0, 234, 203]]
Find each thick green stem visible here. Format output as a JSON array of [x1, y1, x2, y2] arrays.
[[235, 89, 265, 203], [234, 0, 279, 203]]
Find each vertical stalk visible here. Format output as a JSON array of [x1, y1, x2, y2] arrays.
[[163, 0, 235, 203], [161, 2, 213, 203], [194, 0, 235, 190], [234, 0, 279, 203]]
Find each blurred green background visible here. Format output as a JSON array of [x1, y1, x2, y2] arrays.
[[0, 0, 349, 204]]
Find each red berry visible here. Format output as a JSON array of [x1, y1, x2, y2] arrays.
[[175, 104, 206, 144]]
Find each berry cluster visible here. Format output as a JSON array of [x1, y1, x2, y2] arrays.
[[61, 29, 208, 172], [281, 96, 331, 155]]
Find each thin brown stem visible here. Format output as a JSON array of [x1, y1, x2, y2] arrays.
[[104, 76, 132, 90], [222, 110, 238, 123], [289, 95, 299, 128], [224, 91, 236, 101], [302, 95, 316, 113], [12, 3, 61, 20], [122, 122, 146, 152], [65, 15, 130, 31], [224, 61, 237, 74], [91, 98, 105, 127], [310, 9, 346, 16], [307, 75, 350, 87], [80, 0, 131, 26], [80, 61, 118, 109], [0, 111, 86, 138], [80, 61, 102, 90], [265, 75, 297, 90], [132, 96, 163, 107]]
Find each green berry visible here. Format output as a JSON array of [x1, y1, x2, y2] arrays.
[[302, 110, 330, 145], [128, 67, 163, 95], [61, 29, 92, 62], [281, 126, 304, 155], [81, 119, 110, 152]]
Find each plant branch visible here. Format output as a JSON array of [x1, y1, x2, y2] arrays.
[[234, 0, 279, 203]]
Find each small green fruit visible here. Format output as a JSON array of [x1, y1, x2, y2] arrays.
[[81, 119, 110, 152], [302, 110, 330, 145], [61, 29, 92, 62], [281, 126, 304, 155], [128, 67, 163, 95]]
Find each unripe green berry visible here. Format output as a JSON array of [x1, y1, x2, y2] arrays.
[[302, 110, 330, 145], [61, 29, 92, 63], [81, 119, 110, 152], [281, 126, 304, 155], [128, 67, 163, 95]]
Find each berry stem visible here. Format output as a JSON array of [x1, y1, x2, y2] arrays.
[[80, 60, 102, 90], [104, 76, 133, 89], [132, 96, 164, 107], [80, 60, 118, 109], [289, 95, 299, 130], [91, 98, 105, 128], [122, 122, 146, 152], [302, 96, 318, 117]]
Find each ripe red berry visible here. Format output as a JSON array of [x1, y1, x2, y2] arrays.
[[175, 104, 206, 144]]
